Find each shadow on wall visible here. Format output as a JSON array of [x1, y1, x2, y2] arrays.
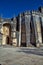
[[17, 48, 43, 56]]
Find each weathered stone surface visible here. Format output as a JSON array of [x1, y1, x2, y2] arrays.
[[0, 47, 43, 65]]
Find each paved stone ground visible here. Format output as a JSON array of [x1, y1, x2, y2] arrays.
[[0, 46, 43, 65]]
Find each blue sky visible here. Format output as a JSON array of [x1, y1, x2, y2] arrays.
[[0, 0, 43, 18]]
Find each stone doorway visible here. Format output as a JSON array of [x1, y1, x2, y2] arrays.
[[2, 23, 11, 45]]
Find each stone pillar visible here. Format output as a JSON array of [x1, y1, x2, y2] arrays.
[[19, 14, 21, 47], [2, 35, 7, 45], [35, 15, 42, 45], [25, 12, 31, 47], [33, 14, 42, 47], [40, 17, 43, 43], [11, 18, 17, 46]]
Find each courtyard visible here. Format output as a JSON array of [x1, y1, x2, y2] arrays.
[[0, 46, 43, 65]]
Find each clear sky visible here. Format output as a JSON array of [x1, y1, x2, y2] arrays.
[[0, 0, 43, 18]]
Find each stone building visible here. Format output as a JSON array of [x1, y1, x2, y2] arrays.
[[0, 6, 43, 47]]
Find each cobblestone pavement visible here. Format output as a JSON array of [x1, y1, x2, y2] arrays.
[[0, 46, 43, 65]]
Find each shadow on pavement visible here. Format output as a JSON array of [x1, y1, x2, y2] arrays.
[[17, 48, 43, 56]]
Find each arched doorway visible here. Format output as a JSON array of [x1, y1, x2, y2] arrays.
[[2, 23, 11, 45]]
